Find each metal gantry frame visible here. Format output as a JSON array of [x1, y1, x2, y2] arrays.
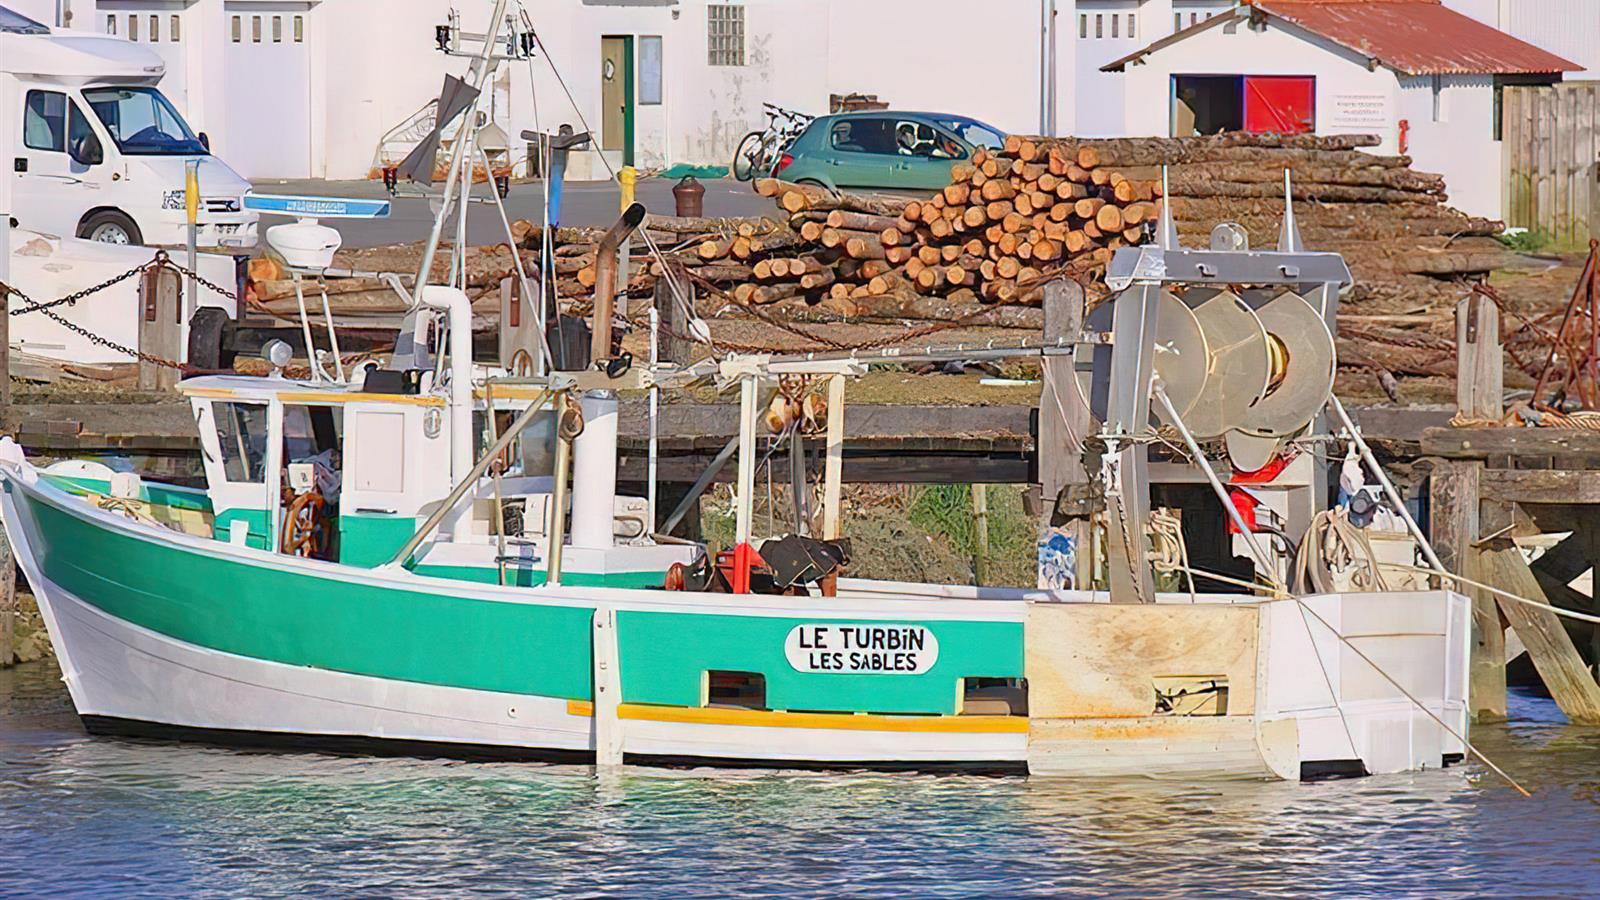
[[1095, 177, 1352, 602]]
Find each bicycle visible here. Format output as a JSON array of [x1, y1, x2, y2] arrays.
[[732, 103, 813, 182]]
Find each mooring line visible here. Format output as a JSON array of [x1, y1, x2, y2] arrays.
[[1293, 598, 1532, 797]]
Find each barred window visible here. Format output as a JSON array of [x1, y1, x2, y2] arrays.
[[708, 4, 744, 67]]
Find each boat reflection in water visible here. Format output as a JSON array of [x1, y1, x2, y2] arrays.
[[0, 661, 1593, 899]]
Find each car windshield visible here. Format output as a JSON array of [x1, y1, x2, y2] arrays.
[[0, 6, 51, 34], [82, 86, 207, 155], [934, 117, 1006, 150]]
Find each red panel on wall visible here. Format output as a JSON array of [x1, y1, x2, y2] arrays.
[[1243, 76, 1315, 133]]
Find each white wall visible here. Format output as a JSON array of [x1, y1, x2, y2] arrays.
[[1073, 0, 1143, 136], [6, 0, 62, 26], [1395, 74, 1502, 218], [1114, 14, 1506, 218], [1447, 0, 1598, 80], [1118, 15, 1400, 148]]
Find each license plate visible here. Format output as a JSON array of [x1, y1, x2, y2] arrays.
[[215, 224, 240, 234]]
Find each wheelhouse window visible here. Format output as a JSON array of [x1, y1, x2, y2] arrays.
[[215, 403, 269, 483], [82, 86, 208, 155]]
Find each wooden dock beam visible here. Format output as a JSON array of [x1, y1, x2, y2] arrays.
[[1037, 279, 1095, 589], [1430, 458, 1507, 722]]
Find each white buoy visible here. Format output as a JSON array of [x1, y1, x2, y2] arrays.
[[571, 390, 619, 550]]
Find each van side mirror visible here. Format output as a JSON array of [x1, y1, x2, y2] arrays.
[[70, 133, 103, 167], [199, 131, 211, 151]]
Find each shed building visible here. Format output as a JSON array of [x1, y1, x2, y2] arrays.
[[1102, 0, 1582, 219]]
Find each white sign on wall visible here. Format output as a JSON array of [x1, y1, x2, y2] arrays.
[[785, 624, 940, 674], [1330, 93, 1389, 131]]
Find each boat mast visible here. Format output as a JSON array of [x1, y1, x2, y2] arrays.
[[394, 0, 514, 371]]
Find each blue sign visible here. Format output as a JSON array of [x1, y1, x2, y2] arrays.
[[243, 194, 391, 219]]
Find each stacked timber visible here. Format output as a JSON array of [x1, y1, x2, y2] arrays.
[[881, 137, 1162, 306], [1067, 132, 1508, 282]]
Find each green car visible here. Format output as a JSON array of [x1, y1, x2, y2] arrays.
[[772, 111, 1007, 192]]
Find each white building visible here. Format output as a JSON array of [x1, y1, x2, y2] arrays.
[[64, 0, 1065, 182], [25, 0, 1598, 196], [1099, 0, 1581, 219]]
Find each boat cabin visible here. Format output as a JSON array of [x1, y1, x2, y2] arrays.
[[176, 372, 696, 588]]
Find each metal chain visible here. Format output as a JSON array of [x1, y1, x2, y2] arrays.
[[1, 249, 241, 373]]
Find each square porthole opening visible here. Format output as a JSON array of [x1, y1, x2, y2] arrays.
[[962, 677, 1028, 716], [706, 671, 766, 710], [1153, 676, 1229, 716]]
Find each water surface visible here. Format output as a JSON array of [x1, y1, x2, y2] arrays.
[[2, 660, 1597, 898]]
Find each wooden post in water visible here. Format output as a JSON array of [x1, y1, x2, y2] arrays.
[[1430, 458, 1506, 722], [1480, 537, 1600, 724], [1037, 278, 1093, 589], [138, 266, 183, 392]]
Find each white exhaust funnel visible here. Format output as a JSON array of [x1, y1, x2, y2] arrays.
[[570, 390, 619, 550]]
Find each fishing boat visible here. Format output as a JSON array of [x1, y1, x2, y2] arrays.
[[0, 1, 1472, 781]]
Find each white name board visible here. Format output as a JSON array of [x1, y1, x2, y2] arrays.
[[1330, 93, 1389, 131], [784, 624, 939, 674]]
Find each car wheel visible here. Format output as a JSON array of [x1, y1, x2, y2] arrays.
[[78, 210, 144, 246], [796, 178, 837, 195]]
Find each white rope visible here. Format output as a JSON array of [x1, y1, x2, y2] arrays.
[[1293, 597, 1532, 797], [1152, 558, 1531, 797], [1384, 562, 1600, 626], [524, 19, 704, 344]]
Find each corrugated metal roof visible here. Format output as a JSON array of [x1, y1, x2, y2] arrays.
[[1254, 0, 1582, 76], [1102, 0, 1583, 76]]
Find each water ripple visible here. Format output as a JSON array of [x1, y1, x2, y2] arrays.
[[2, 661, 1599, 899]]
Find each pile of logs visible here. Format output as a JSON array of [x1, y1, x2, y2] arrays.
[[243, 132, 1509, 344]]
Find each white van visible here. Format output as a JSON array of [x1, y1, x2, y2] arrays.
[[3, 6, 258, 248]]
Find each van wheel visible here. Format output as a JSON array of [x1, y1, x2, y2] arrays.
[[78, 210, 143, 246]]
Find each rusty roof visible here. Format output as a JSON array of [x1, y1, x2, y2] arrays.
[[1104, 0, 1582, 76], [1257, 0, 1580, 75]]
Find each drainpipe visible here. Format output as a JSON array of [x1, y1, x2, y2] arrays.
[[418, 285, 476, 487], [590, 202, 646, 365]]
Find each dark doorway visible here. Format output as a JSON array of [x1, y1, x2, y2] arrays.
[[1172, 75, 1244, 136], [1172, 74, 1316, 136]]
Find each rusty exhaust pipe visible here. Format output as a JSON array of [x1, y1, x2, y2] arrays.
[[591, 202, 647, 365]]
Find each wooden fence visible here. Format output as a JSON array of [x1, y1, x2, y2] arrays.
[[1503, 82, 1600, 245]]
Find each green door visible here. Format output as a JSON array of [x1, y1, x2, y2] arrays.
[[600, 35, 635, 167]]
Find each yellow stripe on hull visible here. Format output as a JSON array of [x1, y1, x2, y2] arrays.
[[565, 700, 1027, 734]]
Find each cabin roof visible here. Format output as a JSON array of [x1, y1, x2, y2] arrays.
[[179, 375, 445, 407]]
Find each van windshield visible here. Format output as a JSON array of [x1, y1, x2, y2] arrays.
[[82, 86, 207, 156]]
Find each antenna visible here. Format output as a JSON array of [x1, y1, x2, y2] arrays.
[[1157, 166, 1179, 250], [1277, 168, 1304, 253]]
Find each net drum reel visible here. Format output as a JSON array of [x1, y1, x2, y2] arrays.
[[1080, 172, 1352, 602], [1079, 234, 1340, 473]]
